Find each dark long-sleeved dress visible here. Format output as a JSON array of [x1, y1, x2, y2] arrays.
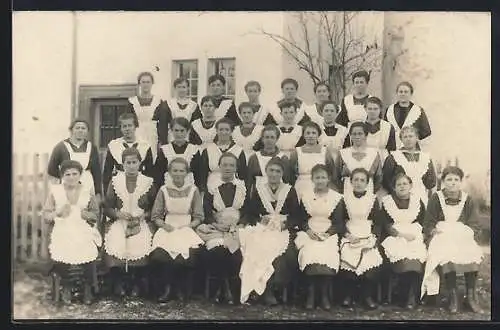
[[102, 173, 158, 268], [212, 96, 240, 125], [336, 94, 371, 127], [188, 119, 217, 149], [126, 96, 171, 147], [384, 102, 432, 149], [102, 138, 156, 194], [47, 139, 102, 195]]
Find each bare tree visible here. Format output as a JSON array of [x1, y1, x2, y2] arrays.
[[258, 12, 381, 103]]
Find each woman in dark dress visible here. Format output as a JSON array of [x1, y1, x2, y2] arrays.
[[264, 78, 310, 126], [189, 95, 218, 151], [207, 74, 239, 124]]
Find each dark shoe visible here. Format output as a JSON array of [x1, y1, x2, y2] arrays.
[[130, 285, 140, 298], [405, 285, 417, 310], [157, 285, 172, 303], [263, 287, 278, 306], [364, 296, 378, 310], [114, 280, 126, 298], [212, 287, 222, 304], [341, 295, 353, 308], [83, 284, 93, 305], [61, 286, 72, 305], [465, 289, 484, 314], [305, 282, 315, 310], [448, 288, 459, 313], [223, 279, 234, 305], [320, 280, 331, 311]]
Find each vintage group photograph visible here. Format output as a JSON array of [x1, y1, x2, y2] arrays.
[[12, 11, 491, 320]]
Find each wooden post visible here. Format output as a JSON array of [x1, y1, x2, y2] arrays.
[[13, 154, 18, 261], [31, 153, 40, 261], [40, 153, 50, 260], [20, 153, 29, 261]]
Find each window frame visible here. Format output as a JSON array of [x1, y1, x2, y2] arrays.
[[208, 57, 236, 99]]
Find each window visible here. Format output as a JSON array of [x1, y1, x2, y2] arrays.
[[173, 60, 199, 102], [208, 58, 236, 99]]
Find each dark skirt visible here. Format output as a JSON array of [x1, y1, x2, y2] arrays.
[[392, 259, 423, 274], [441, 262, 480, 275], [149, 247, 201, 268], [203, 246, 242, 278], [51, 261, 94, 284], [270, 243, 299, 286], [103, 253, 149, 269]]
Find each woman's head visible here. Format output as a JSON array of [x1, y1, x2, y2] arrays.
[[281, 78, 299, 99], [208, 74, 226, 97], [265, 157, 285, 184], [302, 121, 321, 145], [119, 113, 138, 139], [219, 152, 238, 179], [350, 168, 370, 192], [400, 126, 419, 149], [60, 160, 83, 185], [171, 117, 191, 142], [311, 164, 330, 190], [238, 102, 255, 124], [68, 119, 90, 140], [173, 77, 189, 98], [215, 118, 234, 142], [314, 82, 331, 102], [441, 166, 464, 193], [168, 157, 189, 184], [137, 72, 154, 94], [396, 81, 414, 103], [244, 81, 261, 102], [364, 96, 383, 120], [122, 148, 142, 175], [349, 121, 368, 146], [393, 173, 413, 198], [279, 101, 297, 123], [200, 95, 216, 119], [321, 101, 339, 123], [352, 70, 370, 94], [261, 125, 280, 149]]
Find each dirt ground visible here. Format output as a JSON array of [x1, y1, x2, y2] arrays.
[[12, 247, 491, 321]]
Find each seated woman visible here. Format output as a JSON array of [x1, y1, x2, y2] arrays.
[[156, 117, 200, 187], [150, 158, 204, 303], [294, 164, 346, 311], [196, 153, 246, 305], [382, 126, 436, 206], [339, 168, 383, 310], [239, 157, 300, 306], [103, 148, 158, 299], [289, 121, 336, 199], [421, 166, 484, 314], [380, 173, 426, 309], [247, 125, 292, 188], [43, 160, 102, 305], [232, 101, 264, 163]]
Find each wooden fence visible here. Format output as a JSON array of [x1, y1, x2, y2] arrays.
[[12, 152, 465, 264]]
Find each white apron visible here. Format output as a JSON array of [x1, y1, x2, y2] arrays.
[[213, 99, 234, 121], [49, 184, 102, 265], [160, 143, 198, 186], [339, 147, 378, 195], [304, 103, 324, 126], [205, 143, 244, 189], [104, 173, 153, 261], [344, 94, 370, 124], [421, 192, 483, 298], [108, 138, 151, 173], [294, 146, 327, 199], [386, 103, 423, 148], [276, 126, 303, 158], [191, 119, 217, 152], [166, 98, 198, 142], [238, 179, 291, 303], [63, 141, 94, 194], [252, 104, 270, 125], [391, 150, 431, 206], [232, 125, 264, 164], [151, 185, 203, 259], [340, 191, 383, 275], [380, 195, 426, 264], [319, 124, 349, 155], [271, 100, 307, 126], [295, 189, 342, 272], [365, 120, 392, 164], [129, 96, 161, 162]]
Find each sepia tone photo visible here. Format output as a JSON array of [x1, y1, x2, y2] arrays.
[[12, 11, 491, 320]]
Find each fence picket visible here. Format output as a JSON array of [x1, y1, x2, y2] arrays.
[[13, 154, 18, 261], [20, 153, 29, 261], [30, 153, 40, 261], [40, 153, 49, 260]]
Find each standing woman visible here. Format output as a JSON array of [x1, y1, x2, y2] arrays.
[[379, 173, 426, 309], [318, 101, 349, 159], [207, 74, 239, 124], [336, 70, 372, 127], [239, 157, 300, 306], [274, 102, 305, 158], [384, 81, 432, 150], [156, 117, 199, 187], [196, 153, 246, 305], [47, 119, 102, 202], [232, 102, 264, 163], [294, 164, 346, 310], [103, 148, 158, 299], [264, 78, 309, 126], [243, 80, 271, 125], [421, 166, 484, 314], [336, 122, 382, 197], [382, 126, 437, 206], [165, 77, 201, 123], [150, 158, 204, 303], [102, 113, 155, 194], [247, 125, 291, 188], [303, 82, 332, 126], [127, 71, 170, 162], [43, 160, 102, 305], [338, 168, 383, 310], [289, 121, 336, 199], [197, 118, 247, 193], [189, 95, 218, 151]]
